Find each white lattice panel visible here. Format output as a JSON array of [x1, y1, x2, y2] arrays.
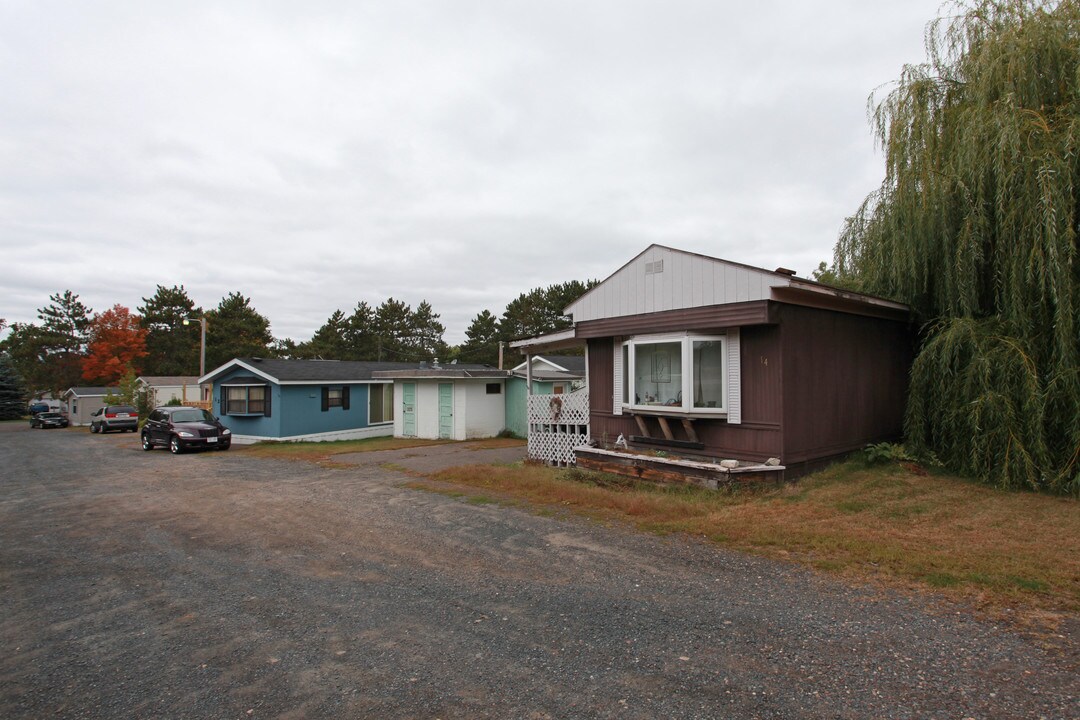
[[528, 426, 589, 466], [526, 389, 590, 466], [527, 389, 589, 425]]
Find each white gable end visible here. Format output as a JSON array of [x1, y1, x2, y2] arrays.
[[566, 245, 791, 324]]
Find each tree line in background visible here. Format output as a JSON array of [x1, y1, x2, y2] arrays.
[[0, 279, 596, 405], [10, 2, 1067, 503]]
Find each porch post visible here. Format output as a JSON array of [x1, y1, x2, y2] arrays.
[[526, 353, 533, 395]]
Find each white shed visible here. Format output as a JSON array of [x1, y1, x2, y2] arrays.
[[371, 367, 509, 441]]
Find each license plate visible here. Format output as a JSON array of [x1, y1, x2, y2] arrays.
[[117, 413, 129, 418], [207, 436, 217, 443]]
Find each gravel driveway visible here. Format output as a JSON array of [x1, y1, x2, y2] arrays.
[[1, 423, 1076, 719]]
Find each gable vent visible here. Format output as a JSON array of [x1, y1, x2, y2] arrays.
[[645, 260, 664, 274]]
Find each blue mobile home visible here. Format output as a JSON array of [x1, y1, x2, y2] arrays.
[[199, 358, 416, 443]]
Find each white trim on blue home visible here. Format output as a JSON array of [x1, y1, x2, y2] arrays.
[[227, 423, 397, 445], [199, 358, 415, 444]]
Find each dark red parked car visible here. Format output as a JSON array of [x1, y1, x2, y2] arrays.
[[141, 406, 232, 454]]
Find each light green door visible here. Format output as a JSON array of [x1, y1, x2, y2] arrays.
[[438, 383, 453, 439], [402, 383, 416, 437]]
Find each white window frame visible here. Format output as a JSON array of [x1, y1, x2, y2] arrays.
[[624, 332, 728, 416], [225, 385, 266, 415]]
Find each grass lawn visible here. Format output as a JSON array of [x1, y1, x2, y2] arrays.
[[419, 459, 1080, 631]]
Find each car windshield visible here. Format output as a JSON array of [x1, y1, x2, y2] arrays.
[[171, 409, 215, 423]]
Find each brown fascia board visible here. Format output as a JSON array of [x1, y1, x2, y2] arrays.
[[574, 300, 773, 339], [573, 287, 908, 340], [770, 285, 909, 323]]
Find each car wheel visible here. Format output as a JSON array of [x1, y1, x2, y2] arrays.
[[169, 436, 183, 454], [90, 423, 99, 433], [142, 434, 154, 451]]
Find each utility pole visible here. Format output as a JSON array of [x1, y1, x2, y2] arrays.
[[184, 316, 208, 377]]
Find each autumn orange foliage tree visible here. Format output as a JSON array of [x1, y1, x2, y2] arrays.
[[81, 305, 149, 385]]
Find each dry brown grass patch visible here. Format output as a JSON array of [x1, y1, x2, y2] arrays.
[[426, 460, 1080, 623]]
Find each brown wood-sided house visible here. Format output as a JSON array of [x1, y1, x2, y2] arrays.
[[519, 245, 913, 478]]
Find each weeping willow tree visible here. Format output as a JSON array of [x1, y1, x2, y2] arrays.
[[836, 0, 1079, 493]]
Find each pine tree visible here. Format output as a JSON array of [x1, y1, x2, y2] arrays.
[[0, 354, 27, 420], [497, 280, 596, 342], [205, 293, 274, 369], [295, 310, 350, 359], [459, 310, 500, 366], [138, 285, 201, 376]]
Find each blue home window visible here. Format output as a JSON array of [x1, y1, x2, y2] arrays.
[[321, 386, 351, 411], [222, 382, 271, 417]]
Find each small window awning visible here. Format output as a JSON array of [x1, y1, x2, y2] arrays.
[[220, 375, 268, 386]]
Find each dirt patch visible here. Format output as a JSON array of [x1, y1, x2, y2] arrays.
[[332, 440, 526, 473]]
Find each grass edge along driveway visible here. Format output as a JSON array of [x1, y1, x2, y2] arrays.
[[241, 437, 1080, 642]]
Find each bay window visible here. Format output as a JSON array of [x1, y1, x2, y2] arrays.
[[624, 333, 727, 414]]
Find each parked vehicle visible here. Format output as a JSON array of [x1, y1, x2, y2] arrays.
[[141, 406, 232, 454], [28, 399, 62, 415], [89, 405, 139, 433], [30, 412, 69, 429]]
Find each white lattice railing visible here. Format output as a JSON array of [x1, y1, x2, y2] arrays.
[[527, 389, 590, 466]]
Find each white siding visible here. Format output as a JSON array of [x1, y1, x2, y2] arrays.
[[392, 382, 404, 437], [566, 245, 790, 323], [416, 382, 441, 439], [393, 379, 505, 440], [149, 384, 199, 404], [462, 381, 506, 439]]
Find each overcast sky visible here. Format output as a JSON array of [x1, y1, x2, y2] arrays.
[[1, 0, 944, 344]]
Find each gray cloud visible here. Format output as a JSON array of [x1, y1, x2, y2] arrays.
[[2, 0, 941, 343]]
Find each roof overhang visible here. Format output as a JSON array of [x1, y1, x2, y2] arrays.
[[510, 356, 568, 374], [200, 358, 397, 385], [372, 369, 510, 380], [220, 375, 268, 386], [510, 370, 583, 382], [62, 388, 116, 399], [200, 359, 276, 386], [509, 328, 582, 354], [773, 281, 909, 322]]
